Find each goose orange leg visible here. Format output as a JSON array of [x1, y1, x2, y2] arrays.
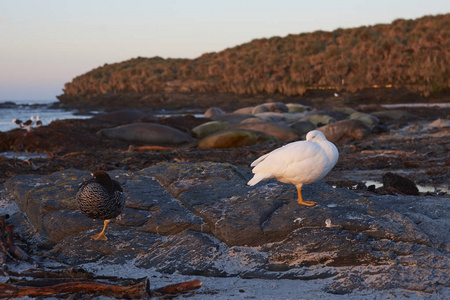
[[296, 186, 316, 206], [91, 219, 110, 241]]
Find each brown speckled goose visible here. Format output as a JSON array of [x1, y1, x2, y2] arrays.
[[76, 171, 125, 241]]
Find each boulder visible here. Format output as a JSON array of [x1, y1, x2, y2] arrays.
[[97, 123, 194, 145], [382, 172, 419, 195], [198, 129, 278, 148], [317, 120, 371, 142], [4, 168, 203, 244], [191, 121, 230, 139], [231, 122, 300, 140], [5, 170, 97, 243]]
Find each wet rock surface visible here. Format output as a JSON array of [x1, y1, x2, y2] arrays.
[[4, 161, 450, 294]]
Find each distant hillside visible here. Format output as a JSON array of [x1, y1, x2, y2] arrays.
[[59, 14, 449, 107]]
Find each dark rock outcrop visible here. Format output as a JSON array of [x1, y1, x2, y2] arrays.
[[4, 162, 450, 294], [382, 172, 420, 195]]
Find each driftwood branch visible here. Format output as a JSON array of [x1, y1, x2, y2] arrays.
[[127, 145, 175, 152], [0, 216, 34, 269], [59, 152, 84, 158], [0, 277, 203, 299], [155, 279, 203, 295], [0, 216, 203, 298], [0, 279, 151, 299]]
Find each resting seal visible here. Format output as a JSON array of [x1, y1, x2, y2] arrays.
[[97, 123, 194, 145], [199, 129, 278, 148], [231, 122, 299, 141], [317, 120, 370, 142]]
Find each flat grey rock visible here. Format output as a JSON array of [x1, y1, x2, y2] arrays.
[[5, 162, 450, 294]]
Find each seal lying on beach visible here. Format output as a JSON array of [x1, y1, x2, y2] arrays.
[[317, 119, 371, 142], [198, 129, 278, 148], [97, 123, 194, 145], [231, 122, 299, 141]]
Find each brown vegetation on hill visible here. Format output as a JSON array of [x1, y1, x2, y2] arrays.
[[60, 14, 449, 105]]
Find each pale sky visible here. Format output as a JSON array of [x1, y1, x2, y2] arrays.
[[1, 0, 449, 101]]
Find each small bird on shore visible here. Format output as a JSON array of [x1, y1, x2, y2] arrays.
[[35, 116, 42, 127], [248, 130, 339, 206], [76, 171, 125, 241], [11, 119, 23, 128], [22, 116, 34, 132]]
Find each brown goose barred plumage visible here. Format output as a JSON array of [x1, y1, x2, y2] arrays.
[[76, 171, 125, 241]]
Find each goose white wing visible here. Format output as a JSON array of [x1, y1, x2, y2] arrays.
[[248, 141, 322, 185]]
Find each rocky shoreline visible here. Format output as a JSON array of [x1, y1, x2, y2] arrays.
[[0, 96, 448, 190], [0, 95, 449, 298]]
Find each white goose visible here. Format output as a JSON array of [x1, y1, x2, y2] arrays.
[[248, 130, 339, 206]]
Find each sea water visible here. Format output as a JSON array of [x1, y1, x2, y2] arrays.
[[0, 99, 92, 132], [0, 100, 205, 132]]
